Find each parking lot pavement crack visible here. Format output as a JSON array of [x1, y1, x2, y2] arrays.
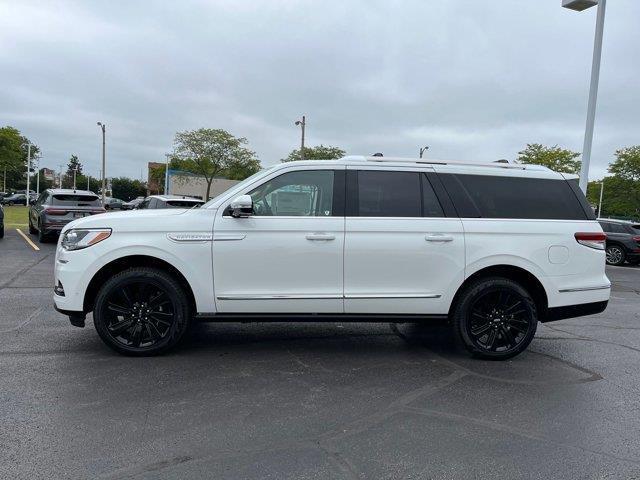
[[402, 406, 640, 467], [0, 252, 53, 290], [545, 324, 640, 356], [0, 305, 44, 333], [318, 445, 360, 480]]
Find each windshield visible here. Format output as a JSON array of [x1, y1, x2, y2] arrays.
[[202, 167, 273, 208], [166, 200, 202, 208]]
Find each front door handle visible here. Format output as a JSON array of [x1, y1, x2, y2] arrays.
[[425, 234, 454, 242], [306, 233, 335, 241]]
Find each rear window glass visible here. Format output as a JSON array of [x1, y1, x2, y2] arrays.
[[166, 200, 202, 208], [440, 174, 588, 220], [357, 171, 422, 217], [52, 194, 101, 206]]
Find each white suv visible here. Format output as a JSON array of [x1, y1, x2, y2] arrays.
[[54, 156, 609, 359]]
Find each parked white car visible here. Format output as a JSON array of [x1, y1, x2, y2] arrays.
[[53, 156, 609, 359]]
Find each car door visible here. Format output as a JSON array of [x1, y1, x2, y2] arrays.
[[343, 167, 465, 315], [212, 167, 345, 313]]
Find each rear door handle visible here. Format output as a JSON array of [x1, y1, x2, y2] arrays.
[[306, 233, 335, 241], [425, 234, 454, 242]]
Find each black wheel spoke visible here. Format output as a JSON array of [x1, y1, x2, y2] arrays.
[[107, 302, 130, 315], [485, 329, 497, 351], [471, 323, 492, 337], [120, 286, 134, 306], [108, 318, 134, 335], [501, 325, 516, 347]]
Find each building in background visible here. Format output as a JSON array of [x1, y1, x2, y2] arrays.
[[168, 170, 239, 200]]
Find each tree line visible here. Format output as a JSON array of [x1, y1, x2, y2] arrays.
[[2, 123, 639, 216]]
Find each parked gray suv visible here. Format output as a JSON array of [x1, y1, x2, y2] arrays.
[[29, 189, 106, 243], [598, 218, 640, 266]]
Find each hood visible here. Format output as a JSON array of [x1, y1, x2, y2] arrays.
[[61, 208, 215, 234]]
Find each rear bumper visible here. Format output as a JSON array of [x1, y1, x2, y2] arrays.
[[542, 300, 608, 323]]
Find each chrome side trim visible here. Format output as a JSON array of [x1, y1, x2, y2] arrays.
[[217, 293, 441, 300], [345, 293, 441, 299], [213, 234, 246, 241], [558, 284, 611, 293], [167, 232, 213, 242], [217, 294, 342, 300]]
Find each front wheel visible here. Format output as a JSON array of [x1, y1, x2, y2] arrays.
[[605, 245, 625, 266], [452, 277, 538, 360], [93, 267, 191, 355]]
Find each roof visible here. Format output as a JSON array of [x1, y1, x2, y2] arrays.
[[47, 189, 98, 195]]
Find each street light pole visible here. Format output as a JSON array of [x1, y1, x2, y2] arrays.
[[598, 178, 604, 217], [97, 122, 106, 205], [164, 153, 170, 195], [73, 167, 78, 190], [36, 160, 40, 196], [87, 174, 90, 191], [26, 143, 31, 206], [419, 146, 429, 158], [295, 116, 306, 160], [563, 0, 607, 193]]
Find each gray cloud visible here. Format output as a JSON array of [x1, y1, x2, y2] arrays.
[[1, 0, 638, 181]]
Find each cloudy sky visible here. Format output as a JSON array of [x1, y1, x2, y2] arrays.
[[1, 0, 638, 181]]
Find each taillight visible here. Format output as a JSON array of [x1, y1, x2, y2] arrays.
[[575, 232, 606, 250], [633, 236, 640, 243], [45, 208, 67, 215]]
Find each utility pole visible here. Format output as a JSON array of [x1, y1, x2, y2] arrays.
[[97, 122, 106, 204], [598, 178, 604, 218], [73, 167, 78, 190], [26, 143, 31, 206], [36, 160, 40, 196], [295, 116, 306, 160], [164, 153, 170, 195], [87, 174, 90, 191], [419, 146, 429, 158]]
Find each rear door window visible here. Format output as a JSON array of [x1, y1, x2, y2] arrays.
[[609, 223, 628, 234], [52, 194, 101, 206], [439, 174, 588, 220], [356, 171, 422, 217]]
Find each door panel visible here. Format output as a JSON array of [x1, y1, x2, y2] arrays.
[[212, 168, 345, 313], [343, 167, 465, 314]]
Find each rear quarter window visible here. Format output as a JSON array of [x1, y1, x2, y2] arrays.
[[439, 174, 590, 220]]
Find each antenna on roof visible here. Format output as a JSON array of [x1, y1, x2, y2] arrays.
[[371, 152, 384, 157], [494, 159, 510, 164]]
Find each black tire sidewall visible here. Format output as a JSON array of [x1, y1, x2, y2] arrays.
[[93, 267, 191, 356], [453, 277, 538, 360]]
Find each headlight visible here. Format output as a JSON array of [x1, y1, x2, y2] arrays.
[[61, 228, 112, 251]]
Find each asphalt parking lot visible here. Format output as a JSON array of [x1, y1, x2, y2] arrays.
[[1, 229, 640, 479]]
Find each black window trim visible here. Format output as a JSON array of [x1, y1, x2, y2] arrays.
[[345, 168, 453, 218]]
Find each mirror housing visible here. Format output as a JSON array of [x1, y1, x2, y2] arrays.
[[229, 195, 253, 218]]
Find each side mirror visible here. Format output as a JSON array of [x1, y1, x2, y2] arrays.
[[230, 195, 253, 218]]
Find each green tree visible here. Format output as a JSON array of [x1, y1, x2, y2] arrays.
[[62, 155, 83, 188], [587, 176, 640, 220], [148, 164, 167, 194], [111, 177, 147, 201], [0, 126, 40, 191], [74, 174, 101, 194], [281, 145, 346, 162], [517, 143, 581, 174], [608, 146, 640, 181], [171, 128, 260, 199]]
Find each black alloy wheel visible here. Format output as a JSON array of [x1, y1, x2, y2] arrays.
[[37, 220, 49, 243], [93, 267, 191, 355], [452, 277, 538, 360], [28, 216, 37, 234]]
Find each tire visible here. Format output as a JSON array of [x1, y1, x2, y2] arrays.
[[451, 277, 538, 360], [8, 201, 13, 206], [0, 224, 4, 239], [93, 267, 191, 356], [28, 217, 37, 234], [37, 220, 49, 243], [605, 245, 625, 266]]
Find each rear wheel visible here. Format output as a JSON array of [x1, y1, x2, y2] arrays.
[[37, 220, 50, 243], [452, 277, 538, 360], [93, 267, 191, 356], [605, 245, 625, 266], [28, 216, 37, 234], [0, 224, 4, 239]]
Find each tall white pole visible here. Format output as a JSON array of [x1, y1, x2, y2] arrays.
[[36, 163, 40, 196], [26, 143, 31, 206], [598, 179, 604, 217], [578, 0, 607, 193], [164, 154, 170, 195], [73, 167, 77, 190], [87, 174, 90, 191]]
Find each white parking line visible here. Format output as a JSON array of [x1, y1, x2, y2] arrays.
[[15, 228, 40, 251]]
